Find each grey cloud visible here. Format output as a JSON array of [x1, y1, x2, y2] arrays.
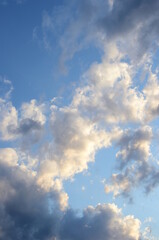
[[145, 169, 159, 193], [0, 163, 59, 240], [59, 204, 141, 240], [0, 98, 45, 143], [100, 0, 159, 36], [0, 163, 149, 239], [105, 163, 144, 199], [8, 118, 44, 148], [17, 118, 43, 135], [99, 0, 159, 61], [41, 0, 159, 68], [116, 126, 152, 169], [105, 126, 159, 198], [105, 157, 159, 199]]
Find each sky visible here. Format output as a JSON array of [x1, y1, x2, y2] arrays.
[[1, 0, 159, 239]]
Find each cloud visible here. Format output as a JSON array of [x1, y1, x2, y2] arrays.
[[104, 127, 159, 198], [105, 163, 152, 199], [0, 98, 46, 148], [59, 203, 141, 240], [39, 0, 159, 70], [99, 0, 159, 58], [40, 0, 109, 71], [37, 105, 121, 190], [1, 1, 159, 238], [10, 118, 44, 148], [16, 118, 43, 135], [0, 162, 59, 240], [20, 99, 46, 125], [1, 50, 159, 201], [72, 45, 145, 124], [1, 45, 159, 206], [0, 99, 18, 141], [0, 148, 144, 240], [0, 77, 13, 99], [116, 126, 152, 169], [143, 72, 159, 121], [0, 148, 18, 166]]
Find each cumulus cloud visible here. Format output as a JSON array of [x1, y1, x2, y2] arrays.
[[59, 203, 141, 240], [20, 99, 46, 125], [0, 98, 46, 147], [72, 47, 145, 124], [1, 42, 159, 210], [0, 148, 18, 166], [0, 148, 144, 240], [37, 105, 121, 190], [0, 162, 59, 240]]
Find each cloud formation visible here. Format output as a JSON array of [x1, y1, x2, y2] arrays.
[[59, 204, 141, 240], [41, 0, 159, 68], [105, 126, 159, 198], [0, 148, 143, 240], [1, 0, 159, 239]]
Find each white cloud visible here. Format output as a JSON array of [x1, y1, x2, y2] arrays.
[[20, 99, 46, 125], [0, 148, 18, 166], [0, 99, 18, 141], [37, 106, 121, 189]]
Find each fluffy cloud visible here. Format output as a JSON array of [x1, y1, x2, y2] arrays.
[[0, 148, 18, 166], [72, 46, 145, 124], [0, 148, 144, 240], [20, 99, 46, 125], [0, 98, 46, 147], [37, 106, 121, 190], [59, 203, 141, 240], [1, 44, 159, 203], [0, 162, 59, 240]]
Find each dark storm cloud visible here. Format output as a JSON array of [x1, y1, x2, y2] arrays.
[[0, 163, 59, 240]]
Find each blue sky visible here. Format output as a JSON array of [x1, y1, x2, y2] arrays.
[[0, 0, 159, 239]]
